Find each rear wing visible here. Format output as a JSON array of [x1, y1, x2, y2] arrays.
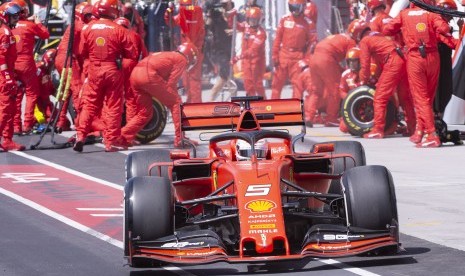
[[180, 98, 305, 132]]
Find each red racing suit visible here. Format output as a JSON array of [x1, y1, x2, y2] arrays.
[[237, 23, 266, 98], [383, 7, 457, 135], [123, 29, 148, 127], [339, 68, 360, 132], [12, 19, 49, 132], [294, 64, 316, 123], [309, 34, 356, 124], [369, 11, 391, 33], [77, 19, 137, 147], [55, 18, 85, 130], [271, 14, 311, 99], [359, 32, 416, 134], [36, 61, 54, 122], [304, 2, 318, 56], [0, 23, 18, 143], [170, 5, 205, 103], [123, 52, 187, 146]]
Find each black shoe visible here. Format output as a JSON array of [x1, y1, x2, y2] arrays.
[[73, 140, 84, 152]]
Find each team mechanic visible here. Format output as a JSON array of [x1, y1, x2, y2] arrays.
[[383, 0, 457, 148], [0, 2, 25, 151], [73, 0, 137, 153], [122, 42, 199, 148], [11, 0, 49, 135]]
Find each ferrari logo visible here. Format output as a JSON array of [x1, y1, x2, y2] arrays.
[[13, 35, 20, 43], [266, 105, 271, 111], [96, 37, 106, 46], [245, 199, 276, 213], [415, 23, 426, 32]]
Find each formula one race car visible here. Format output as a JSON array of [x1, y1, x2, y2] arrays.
[[123, 96, 400, 267]]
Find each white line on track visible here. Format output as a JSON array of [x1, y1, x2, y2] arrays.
[[11, 151, 123, 190], [0, 186, 124, 249], [9, 151, 382, 276], [77, 208, 124, 211], [318, 259, 381, 276]]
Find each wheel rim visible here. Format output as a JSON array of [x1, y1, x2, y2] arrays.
[[350, 95, 374, 127], [141, 101, 166, 132]]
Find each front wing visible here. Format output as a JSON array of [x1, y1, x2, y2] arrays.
[[129, 227, 399, 265]]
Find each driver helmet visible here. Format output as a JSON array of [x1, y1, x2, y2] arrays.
[[346, 47, 361, 72], [246, 7, 262, 28], [236, 139, 268, 161]]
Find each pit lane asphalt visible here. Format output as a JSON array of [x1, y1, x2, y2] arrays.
[[1, 120, 465, 276]]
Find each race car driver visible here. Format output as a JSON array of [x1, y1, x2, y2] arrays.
[[383, 0, 457, 147], [12, 0, 50, 134], [165, 0, 205, 103], [0, 2, 25, 151], [271, 0, 311, 100], [73, 0, 137, 153], [352, 19, 416, 139], [122, 43, 199, 148], [231, 6, 267, 99]]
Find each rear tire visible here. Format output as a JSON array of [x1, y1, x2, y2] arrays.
[[135, 97, 167, 144], [342, 165, 398, 230], [125, 149, 171, 181], [312, 141, 366, 195], [341, 86, 396, 136], [124, 176, 173, 267]]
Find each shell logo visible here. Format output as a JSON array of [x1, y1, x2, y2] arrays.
[[96, 37, 106, 46], [415, 23, 426, 32], [245, 200, 276, 213], [266, 105, 271, 111], [14, 35, 20, 42]]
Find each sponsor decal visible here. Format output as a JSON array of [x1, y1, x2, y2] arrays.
[[212, 171, 218, 190], [250, 224, 276, 229], [248, 219, 277, 224], [284, 20, 295, 28], [212, 104, 241, 116], [96, 37, 106, 46], [322, 234, 365, 241], [91, 24, 115, 30], [271, 147, 286, 154], [248, 214, 276, 219], [161, 241, 205, 248], [178, 252, 218, 256], [416, 22, 426, 32], [249, 229, 278, 234], [245, 184, 271, 196], [261, 234, 267, 246], [312, 244, 351, 250], [245, 199, 276, 213], [13, 35, 20, 43]]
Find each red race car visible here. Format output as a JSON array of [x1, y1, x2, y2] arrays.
[[124, 96, 400, 267]]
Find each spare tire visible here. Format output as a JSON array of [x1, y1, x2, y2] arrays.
[[135, 97, 167, 144], [341, 85, 397, 137]]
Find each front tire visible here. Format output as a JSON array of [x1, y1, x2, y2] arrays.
[[342, 165, 398, 231], [124, 176, 173, 266]]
